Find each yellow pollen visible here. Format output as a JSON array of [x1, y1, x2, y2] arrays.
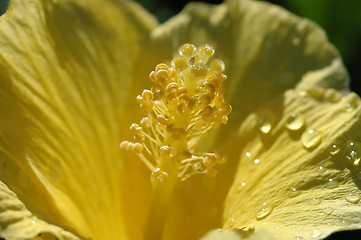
[[120, 43, 231, 181]]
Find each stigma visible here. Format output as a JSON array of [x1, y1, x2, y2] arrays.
[[120, 43, 231, 181]]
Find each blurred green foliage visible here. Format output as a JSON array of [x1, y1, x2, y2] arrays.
[[276, 0, 361, 93], [0, 0, 8, 15]]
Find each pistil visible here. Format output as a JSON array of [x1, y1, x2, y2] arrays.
[[120, 43, 231, 239]]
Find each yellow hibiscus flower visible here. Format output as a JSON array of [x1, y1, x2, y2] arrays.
[[0, 0, 360, 240]]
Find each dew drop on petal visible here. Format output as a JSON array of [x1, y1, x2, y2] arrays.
[[259, 120, 272, 134], [318, 166, 326, 173], [341, 218, 352, 226], [302, 130, 323, 149], [289, 187, 300, 198], [309, 198, 321, 205], [255, 203, 273, 221], [345, 96, 359, 112], [330, 144, 340, 155], [325, 179, 339, 189], [295, 236, 305, 240], [344, 192, 361, 204], [346, 141, 361, 166], [241, 182, 246, 187], [322, 207, 334, 215], [285, 113, 305, 131], [229, 218, 235, 227], [245, 152, 251, 158], [312, 230, 322, 238], [254, 159, 260, 165], [257, 111, 275, 134]]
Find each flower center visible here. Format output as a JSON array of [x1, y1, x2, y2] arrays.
[[120, 43, 231, 239], [120, 43, 231, 181]]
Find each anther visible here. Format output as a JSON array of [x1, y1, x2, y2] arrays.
[[202, 106, 214, 122], [155, 63, 169, 72], [205, 167, 217, 177], [142, 90, 154, 102], [156, 115, 169, 125], [166, 82, 178, 94], [203, 155, 216, 168], [140, 117, 152, 129], [156, 69, 169, 80], [132, 142, 144, 153], [214, 149, 226, 164], [220, 103, 232, 116], [199, 94, 212, 105]]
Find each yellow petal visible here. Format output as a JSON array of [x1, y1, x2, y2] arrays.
[[224, 89, 361, 239], [200, 228, 277, 240], [0, 181, 81, 240], [0, 0, 156, 239]]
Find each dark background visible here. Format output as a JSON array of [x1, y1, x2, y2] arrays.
[[1, 0, 361, 239]]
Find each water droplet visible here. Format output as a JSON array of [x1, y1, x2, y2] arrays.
[[241, 182, 246, 187], [341, 218, 351, 226], [32, 220, 36, 225], [289, 187, 300, 198], [344, 192, 361, 203], [346, 141, 361, 166], [229, 218, 235, 227], [259, 120, 272, 134], [255, 203, 273, 220], [292, 38, 300, 46], [245, 152, 251, 158], [318, 166, 326, 173], [285, 113, 305, 131], [302, 130, 323, 149], [298, 89, 307, 97], [151, 168, 168, 183], [330, 144, 340, 155], [295, 236, 305, 240], [312, 230, 322, 238], [254, 159, 260, 164], [345, 95, 359, 112], [257, 110, 275, 134], [309, 198, 321, 205], [322, 207, 334, 215], [325, 179, 339, 189]]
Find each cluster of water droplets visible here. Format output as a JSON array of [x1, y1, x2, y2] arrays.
[[234, 87, 361, 233]]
